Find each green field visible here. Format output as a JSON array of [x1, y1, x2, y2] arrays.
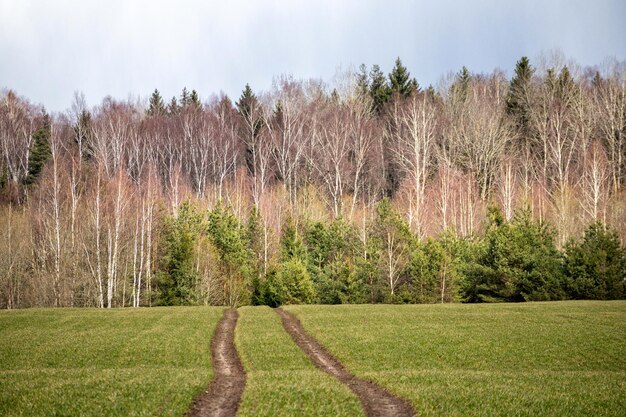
[[0, 307, 224, 417], [286, 301, 626, 417], [235, 306, 362, 416], [1, 302, 624, 417]]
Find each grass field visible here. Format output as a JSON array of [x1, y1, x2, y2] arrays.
[[235, 306, 363, 416], [286, 301, 626, 417], [0, 307, 224, 417]]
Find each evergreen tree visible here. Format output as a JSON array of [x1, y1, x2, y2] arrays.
[[147, 89, 166, 116], [565, 222, 626, 300], [356, 63, 369, 97], [463, 207, 566, 302], [246, 206, 265, 304], [156, 201, 202, 305], [207, 202, 252, 306], [25, 111, 52, 186], [369, 64, 391, 114], [280, 216, 307, 262], [180, 87, 191, 108], [73, 109, 94, 160], [189, 89, 202, 110], [389, 57, 419, 98], [167, 96, 179, 115], [450, 66, 471, 104], [371, 198, 414, 300], [236, 84, 263, 176], [506, 57, 534, 134]]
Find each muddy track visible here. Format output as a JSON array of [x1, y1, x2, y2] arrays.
[[276, 308, 416, 417], [186, 309, 245, 417]]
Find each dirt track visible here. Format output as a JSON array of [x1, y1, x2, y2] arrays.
[[276, 308, 416, 417], [186, 309, 245, 417]]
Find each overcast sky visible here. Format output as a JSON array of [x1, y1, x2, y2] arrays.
[[1, 0, 625, 112]]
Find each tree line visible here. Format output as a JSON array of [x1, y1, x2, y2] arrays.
[[1, 53, 625, 308]]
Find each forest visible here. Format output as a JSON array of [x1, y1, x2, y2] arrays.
[[1, 54, 625, 308]]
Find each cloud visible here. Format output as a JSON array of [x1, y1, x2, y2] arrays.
[[0, 0, 624, 112]]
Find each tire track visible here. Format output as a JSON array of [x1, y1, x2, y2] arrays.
[[276, 308, 416, 417], [186, 309, 245, 417]]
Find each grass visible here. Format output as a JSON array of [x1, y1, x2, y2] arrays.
[[235, 306, 363, 416], [286, 301, 626, 417], [0, 306, 224, 417]]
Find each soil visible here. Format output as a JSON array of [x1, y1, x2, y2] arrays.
[[186, 309, 245, 417], [276, 308, 416, 417]]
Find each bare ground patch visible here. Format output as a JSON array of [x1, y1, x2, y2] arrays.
[[186, 309, 245, 417], [276, 308, 416, 417]]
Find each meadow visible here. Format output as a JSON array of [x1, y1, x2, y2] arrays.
[[1, 301, 624, 416], [0, 307, 224, 417], [286, 301, 626, 417], [235, 306, 362, 416]]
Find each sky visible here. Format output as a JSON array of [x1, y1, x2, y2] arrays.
[[1, 0, 625, 112]]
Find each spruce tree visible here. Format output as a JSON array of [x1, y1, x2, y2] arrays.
[[450, 66, 471, 104], [73, 109, 93, 160], [167, 96, 179, 115], [389, 57, 419, 98], [506, 57, 534, 134], [369, 64, 391, 114], [25, 111, 52, 186], [180, 87, 190, 108], [156, 201, 202, 305], [147, 89, 166, 116], [565, 222, 626, 300], [356, 63, 369, 97], [190, 89, 202, 110]]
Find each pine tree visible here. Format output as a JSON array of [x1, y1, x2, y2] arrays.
[[389, 57, 419, 98], [506, 57, 534, 134], [25, 110, 52, 186], [147, 89, 166, 116]]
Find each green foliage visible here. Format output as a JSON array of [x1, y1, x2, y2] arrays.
[[463, 207, 566, 302], [246, 206, 265, 305], [189, 89, 201, 110], [146, 89, 166, 116], [179, 87, 190, 108], [450, 66, 471, 105], [280, 216, 307, 262], [369, 64, 391, 114], [25, 111, 51, 186], [207, 201, 252, 306], [389, 57, 418, 98], [236, 84, 264, 176], [263, 259, 316, 307], [167, 95, 179, 115], [506, 56, 534, 133], [565, 222, 626, 300], [156, 201, 203, 305]]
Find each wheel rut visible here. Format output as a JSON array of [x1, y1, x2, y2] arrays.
[[186, 309, 245, 417], [276, 308, 416, 417]]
